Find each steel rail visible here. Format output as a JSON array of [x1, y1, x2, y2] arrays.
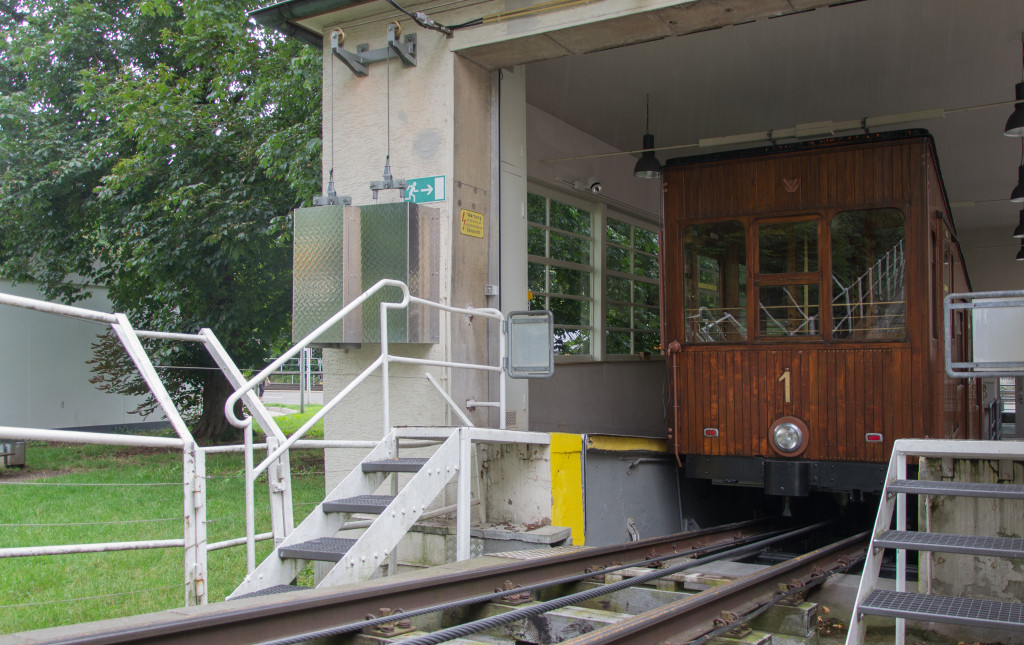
[[20, 520, 779, 645], [562, 531, 868, 645]]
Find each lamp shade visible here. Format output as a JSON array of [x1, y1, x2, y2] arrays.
[[633, 133, 661, 179], [1017, 240, 1024, 261], [1006, 83, 1024, 137], [1013, 166, 1024, 203], [1014, 210, 1024, 238]]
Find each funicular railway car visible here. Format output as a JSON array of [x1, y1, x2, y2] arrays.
[[660, 130, 981, 498]]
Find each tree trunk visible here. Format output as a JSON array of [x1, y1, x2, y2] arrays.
[[191, 371, 244, 443]]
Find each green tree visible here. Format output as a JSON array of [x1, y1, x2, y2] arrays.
[[0, 0, 321, 441]]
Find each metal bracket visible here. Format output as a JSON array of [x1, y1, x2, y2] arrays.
[[331, 23, 417, 78]]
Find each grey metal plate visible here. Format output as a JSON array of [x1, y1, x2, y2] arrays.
[[875, 530, 1024, 558], [233, 584, 309, 600], [323, 494, 394, 513], [362, 457, 428, 473], [889, 479, 1024, 499], [861, 590, 1024, 629], [279, 537, 357, 562]]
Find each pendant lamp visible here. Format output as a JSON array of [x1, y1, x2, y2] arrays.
[[633, 96, 661, 179]]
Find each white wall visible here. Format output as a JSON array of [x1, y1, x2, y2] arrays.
[[957, 226, 1024, 292], [0, 282, 159, 430]]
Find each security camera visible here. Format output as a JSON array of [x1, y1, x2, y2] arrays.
[[572, 177, 602, 194], [589, 181, 602, 194]]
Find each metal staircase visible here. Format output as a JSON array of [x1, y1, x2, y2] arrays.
[[230, 425, 544, 599], [845, 439, 1024, 644]]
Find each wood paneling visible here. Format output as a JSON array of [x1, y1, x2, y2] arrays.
[[661, 133, 978, 466]]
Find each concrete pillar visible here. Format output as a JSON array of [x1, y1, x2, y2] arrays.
[[319, 23, 498, 491]]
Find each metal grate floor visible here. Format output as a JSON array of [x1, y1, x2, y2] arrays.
[[888, 479, 1024, 499], [279, 537, 358, 562], [862, 590, 1024, 629], [233, 584, 309, 600], [323, 494, 394, 513], [875, 530, 1024, 558], [362, 457, 428, 473]]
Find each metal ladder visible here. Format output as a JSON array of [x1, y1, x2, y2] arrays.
[[845, 439, 1024, 644], [229, 426, 543, 599]]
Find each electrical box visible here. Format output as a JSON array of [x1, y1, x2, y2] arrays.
[[292, 202, 440, 345]]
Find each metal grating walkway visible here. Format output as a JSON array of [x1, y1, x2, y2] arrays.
[[323, 494, 394, 513], [278, 537, 358, 562], [874, 530, 1024, 558], [861, 590, 1024, 630], [887, 479, 1024, 499], [362, 457, 428, 473]]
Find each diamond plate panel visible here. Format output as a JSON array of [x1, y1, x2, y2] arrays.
[[292, 205, 345, 343], [291, 203, 439, 344]]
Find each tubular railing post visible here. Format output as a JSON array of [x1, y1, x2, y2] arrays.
[[110, 314, 195, 444], [194, 448, 208, 605], [183, 442, 199, 606], [457, 427, 472, 561], [244, 420, 256, 574], [499, 317, 507, 430], [381, 301, 391, 437], [895, 447, 907, 645]]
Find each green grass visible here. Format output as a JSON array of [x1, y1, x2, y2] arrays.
[[260, 404, 324, 439], [0, 412, 328, 635]]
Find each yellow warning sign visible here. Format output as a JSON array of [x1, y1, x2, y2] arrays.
[[460, 209, 484, 238]]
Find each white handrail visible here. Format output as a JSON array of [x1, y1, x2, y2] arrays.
[[224, 279, 411, 428]]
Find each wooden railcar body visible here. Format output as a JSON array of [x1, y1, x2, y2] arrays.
[[660, 131, 980, 495]]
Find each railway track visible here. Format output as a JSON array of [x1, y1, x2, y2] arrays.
[[21, 519, 867, 645]]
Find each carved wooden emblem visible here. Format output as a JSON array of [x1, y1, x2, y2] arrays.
[[782, 177, 801, 193]]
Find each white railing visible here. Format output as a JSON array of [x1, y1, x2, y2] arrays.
[[832, 239, 905, 335], [0, 292, 321, 606], [224, 279, 509, 570]]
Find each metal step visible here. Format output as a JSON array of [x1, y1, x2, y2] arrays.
[[233, 584, 309, 600], [874, 530, 1024, 558], [362, 457, 428, 473], [860, 589, 1024, 630], [279, 537, 358, 562], [323, 494, 394, 514], [888, 479, 1024, 499]]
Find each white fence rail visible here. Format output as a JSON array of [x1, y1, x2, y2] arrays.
[[0, 279, 511, 610]]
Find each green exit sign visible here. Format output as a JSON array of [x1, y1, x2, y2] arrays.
[[405, 175, 445, 203]]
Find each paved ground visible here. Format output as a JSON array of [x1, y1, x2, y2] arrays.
[[260, 388, 323, 406]]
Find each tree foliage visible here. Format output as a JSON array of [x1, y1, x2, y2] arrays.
[[0, 0, 322, 441]]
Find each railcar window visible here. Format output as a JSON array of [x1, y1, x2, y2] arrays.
[[830, 209, 906, 340], [527, 193, 594, 356], [606, 218, 661, 354], [759, 220, 819, 274], [759, 285, 820, 336], [755, 219, 821, 338], [683, 221, 747, 343]]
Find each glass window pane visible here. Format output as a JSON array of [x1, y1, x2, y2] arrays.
[[634, 227, 658, 255], [831, 209, 906, 340], [550, 200, 590, 236], [550, 297, 590, 328], [607, 218, 630, 246], [548, 266, 590, 297], [528, 262, 545, 293], [759, 285, 820, 337], [684, 221, 747, 342], [527, 226, 546, 257], [554, 329, 590, 356], [607, 276, 631, 303], [634, 253, 658, 279], [633, 280, 658, 307], [606, 330, 631, 355], [634, 306, 659, 331], [527, 193, 546, 224], [528, 295, 545, 311], [607, 304, 631, 329], [635, 331, 660, 354], [550, 231, 590, 265], [607, 245, 630, 273], [759, 220, 819, 274]]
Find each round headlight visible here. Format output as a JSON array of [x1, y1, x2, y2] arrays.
[[768, 416, 808, 457], [773, 422, 803, 453]]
